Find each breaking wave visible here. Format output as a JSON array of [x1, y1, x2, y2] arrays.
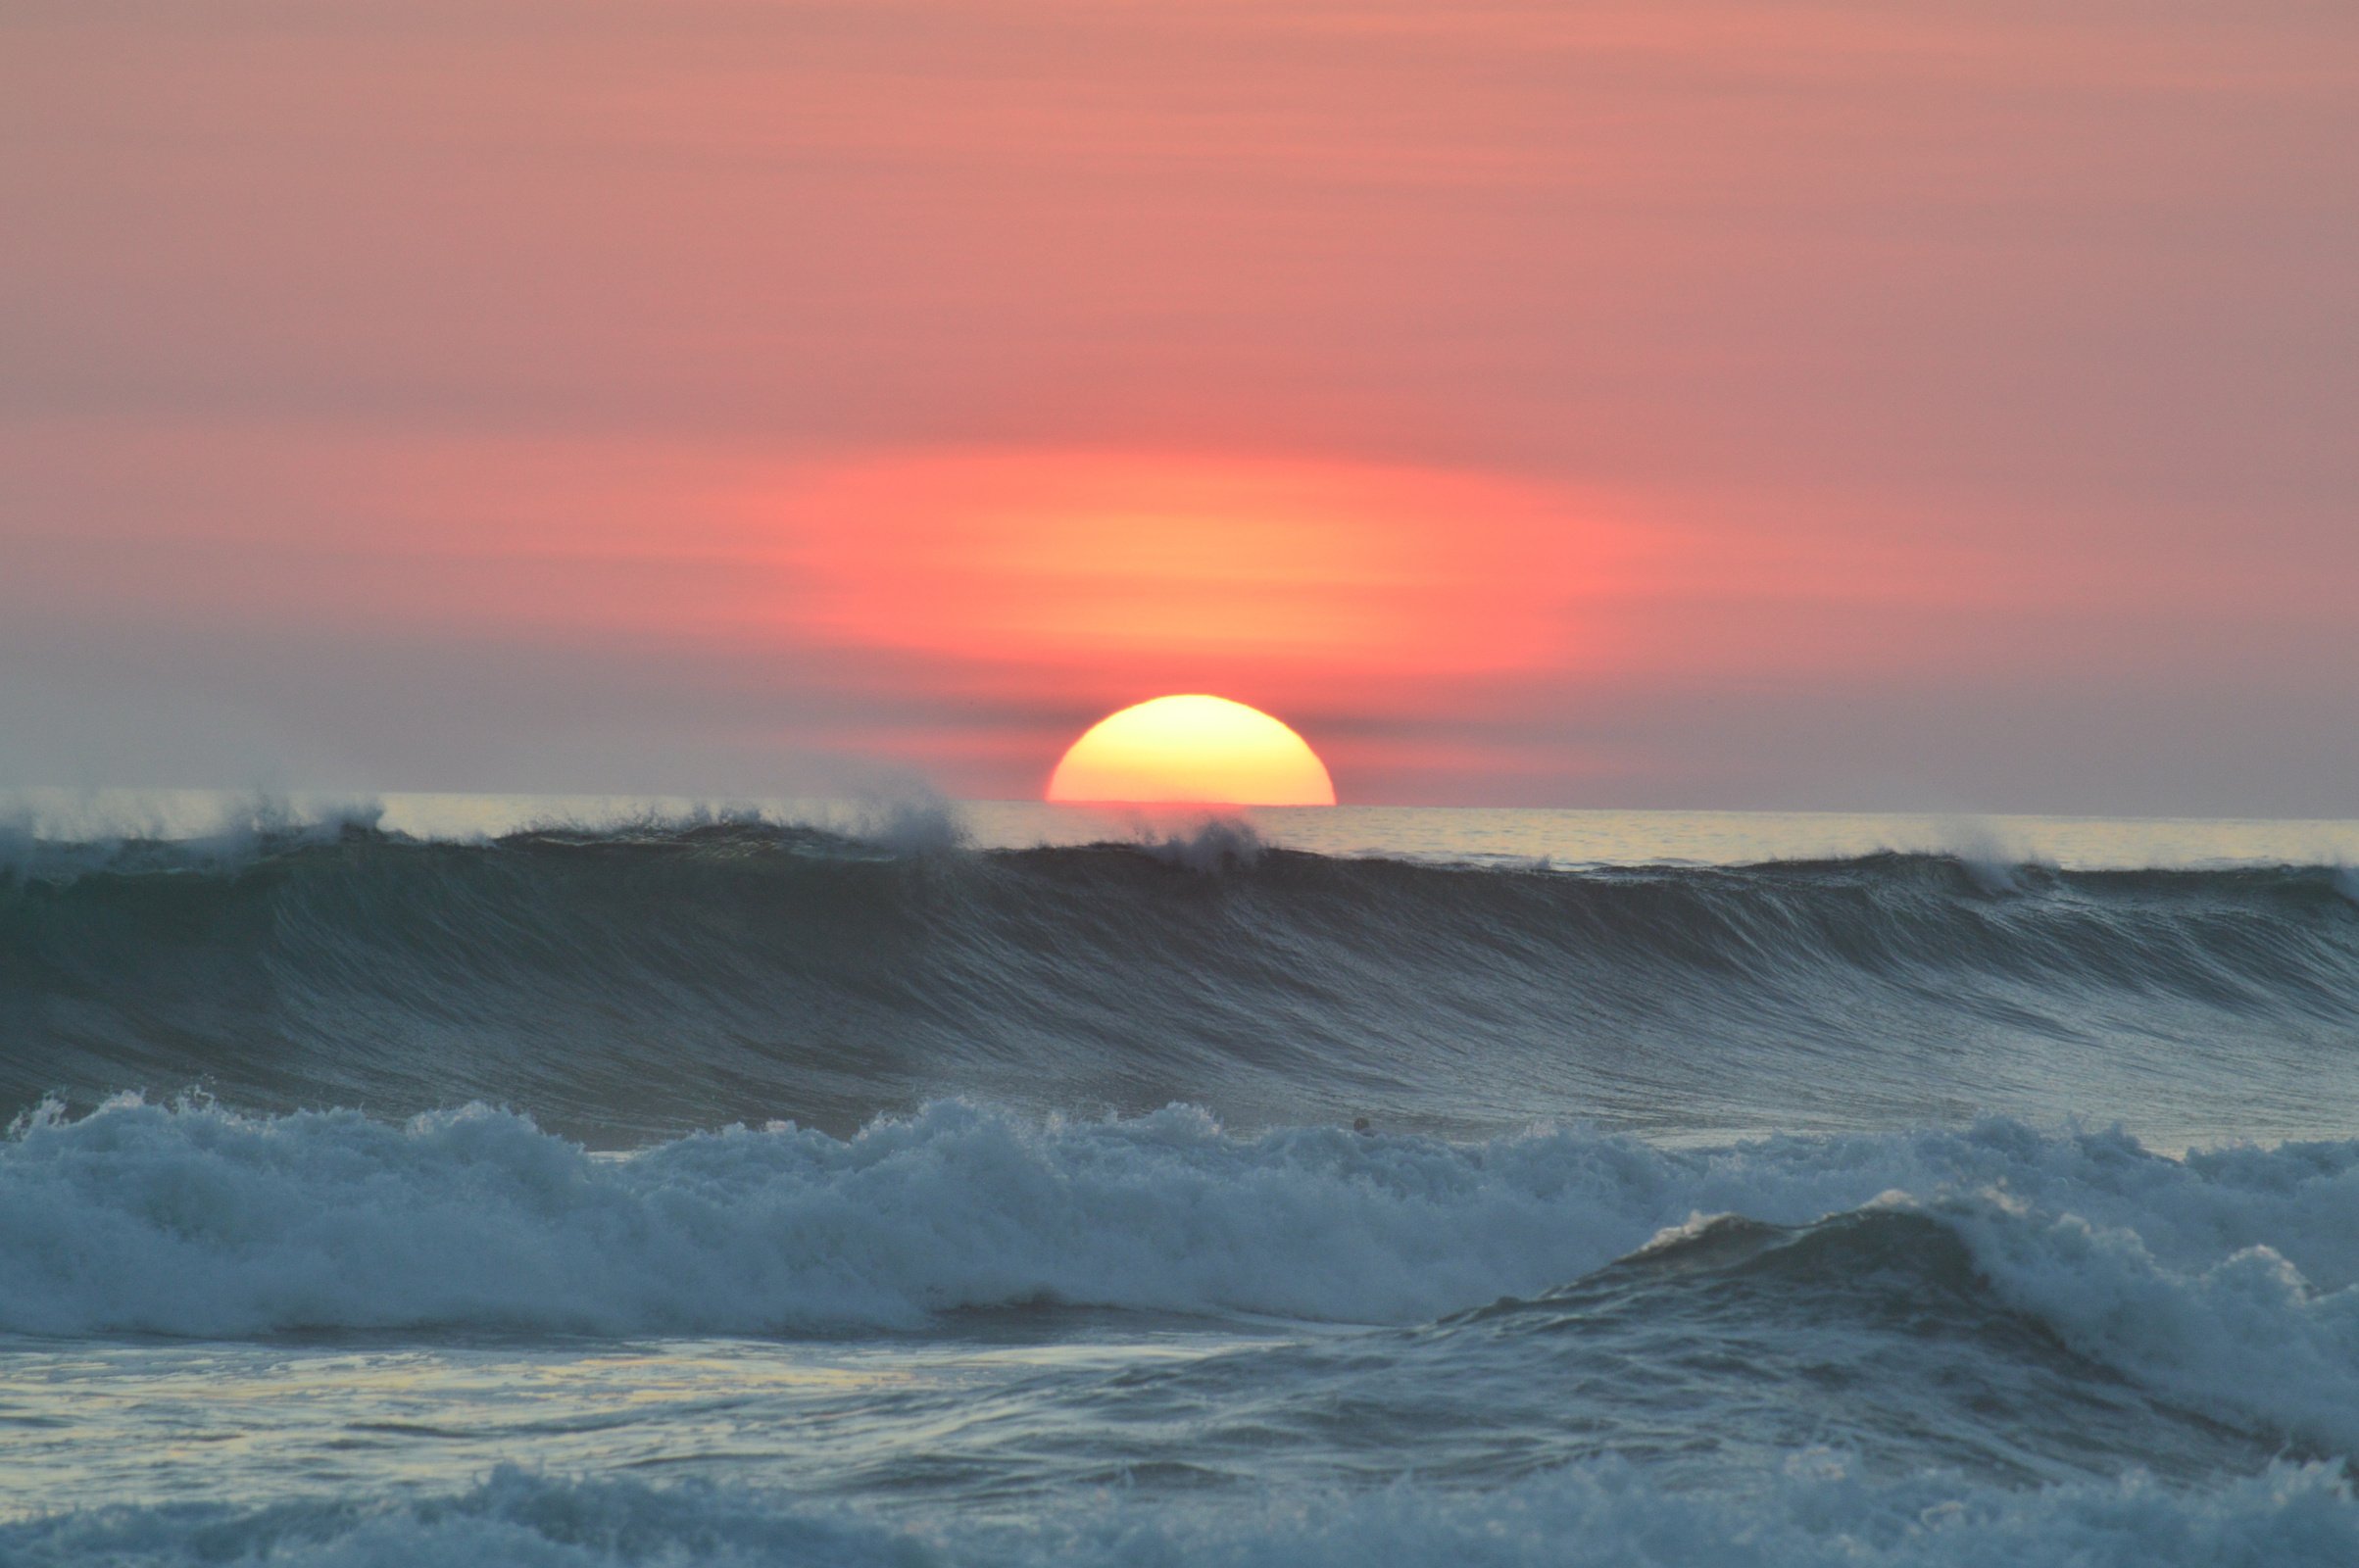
[[8, 1098, 2359, 1457], [4, 819, 2357, 1143]]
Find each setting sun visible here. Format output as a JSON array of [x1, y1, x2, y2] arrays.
[[1046, 695, 1337, 806]]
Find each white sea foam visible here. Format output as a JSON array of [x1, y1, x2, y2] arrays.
[[0, 791, 390, 883], [7, 1099, 2359, 1446], [6, 1458, 2357, 1568], [1133, 813, 1266, 869], [847, 792, 969, 856]]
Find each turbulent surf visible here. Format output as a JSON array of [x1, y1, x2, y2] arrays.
[[4, 807, 2358, 1565]]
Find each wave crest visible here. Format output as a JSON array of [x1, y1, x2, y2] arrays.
[[6, 826, 2356, 1143]]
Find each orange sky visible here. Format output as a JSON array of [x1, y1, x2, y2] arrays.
[[2, 2, 2354, 809]]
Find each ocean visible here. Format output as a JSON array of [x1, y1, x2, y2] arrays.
[[5, 795, 2359, 1565]]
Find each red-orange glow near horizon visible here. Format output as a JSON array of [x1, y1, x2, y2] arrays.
[[770, 449, 1628, 704], [1048, 695, 1337, 805]]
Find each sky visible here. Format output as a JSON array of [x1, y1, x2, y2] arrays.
[[3, 0, 2354, 811]]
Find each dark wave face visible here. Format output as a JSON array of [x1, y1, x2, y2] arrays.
[[5, 820, 2357, 1146], [919, 1208, 2290, 1497]]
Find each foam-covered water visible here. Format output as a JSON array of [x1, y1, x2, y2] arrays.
[[18, 1457, 2359, 1568], [5, 801, 2358, 1563]]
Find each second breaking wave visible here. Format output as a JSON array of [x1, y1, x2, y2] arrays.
[[7, 1097, 2359, 1461]]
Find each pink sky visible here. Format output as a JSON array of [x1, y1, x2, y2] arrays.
[[3, 1, 2353, 809]]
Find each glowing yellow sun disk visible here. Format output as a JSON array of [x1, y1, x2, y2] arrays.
[[1047, 695, 1337, 806]]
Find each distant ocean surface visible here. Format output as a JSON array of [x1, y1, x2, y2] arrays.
[[6, 793, 2359, 1565]]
